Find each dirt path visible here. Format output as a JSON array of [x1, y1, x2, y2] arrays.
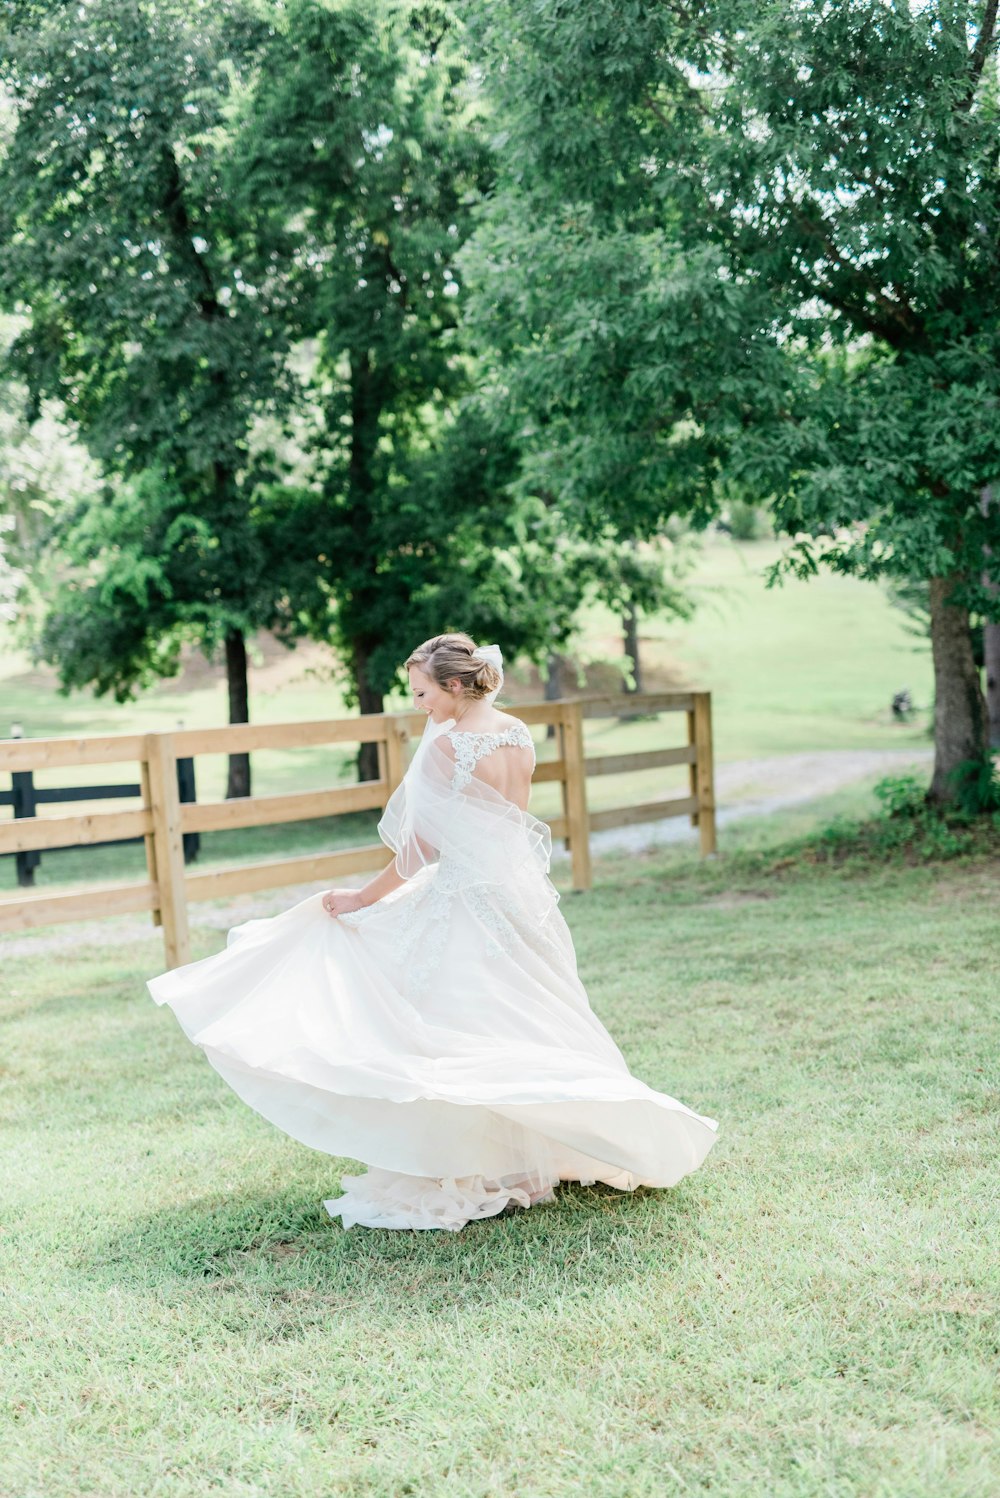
[[2, 748, 932, 959]]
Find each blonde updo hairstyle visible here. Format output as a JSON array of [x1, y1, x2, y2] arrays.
[[406, 632, 502, 702]]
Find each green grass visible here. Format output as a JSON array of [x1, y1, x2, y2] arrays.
[[3, 821, 998, 1498], [578, 536, 933, 760]]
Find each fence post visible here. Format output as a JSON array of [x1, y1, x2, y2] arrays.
[[383, 716, 408, 802], [693, 692, 717, 856], [561, 700, 593, 891], [12, 776, 40, 889], [554, 703, 571, 851], [139, 757, 162, 929], [686, 707, 698, 828], [146, 732, 191, 968], [9, 725, 40, 887]]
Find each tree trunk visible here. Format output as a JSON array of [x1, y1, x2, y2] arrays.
[[224, 629, 252, 800], [619, 607, 644, 721], [164, 147, 254, 803], [544, 652, 563, 740], [354, 641, 385, 782], [985, 621, 1000, 749], [343, 349, 387, 782], [623, 607, 642, 695], [982, 489, 1000, 748], [928, 575, 988, 805]]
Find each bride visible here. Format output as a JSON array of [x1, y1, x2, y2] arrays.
[[148, 633, 718, 1231]]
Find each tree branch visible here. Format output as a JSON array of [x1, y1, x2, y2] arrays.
[[160, 145, 222, 321], [665, 0, 738, 76], [787, 200, 924, 345], [965, 0, 999, 105]]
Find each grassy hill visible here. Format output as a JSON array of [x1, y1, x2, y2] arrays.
[[1, 535, 933, 761]]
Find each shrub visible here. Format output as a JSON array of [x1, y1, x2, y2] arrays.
[[807, 770, 1000, 866], [873, 773, 926, 819], [948, 756, 1000, 817], [722, 498, 770, 542]]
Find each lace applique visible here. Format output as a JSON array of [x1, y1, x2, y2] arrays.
[[447, 723, 535, 792], [342, 862, 565, 996], [390, 862, 466, 998], [400, 890, 451, 996], [461, 868, 567, 966], [462, 881, 518, 960]]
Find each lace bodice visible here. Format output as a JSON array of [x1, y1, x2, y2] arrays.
[[446, 722, 536, 791]]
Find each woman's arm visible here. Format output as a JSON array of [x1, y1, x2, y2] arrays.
[[323, 856, 407, 918], [360, 858, 408, 906], [324, 728, 449, 917]]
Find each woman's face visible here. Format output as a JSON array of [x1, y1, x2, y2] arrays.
[[408, 666, 464, 723]]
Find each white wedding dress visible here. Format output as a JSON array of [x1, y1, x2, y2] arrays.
[[148, 713, 718, 1231]]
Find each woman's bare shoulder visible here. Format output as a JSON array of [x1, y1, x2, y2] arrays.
[[497, 711, 530, 733], [449, 710, 526, 738]]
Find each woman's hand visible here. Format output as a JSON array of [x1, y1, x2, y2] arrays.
[[322, 888, 366, 918]]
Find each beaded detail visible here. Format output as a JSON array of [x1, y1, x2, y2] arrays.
[[447, 723, 535, 792]]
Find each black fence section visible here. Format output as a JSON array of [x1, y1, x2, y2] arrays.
[[1, 755, 199, 887]]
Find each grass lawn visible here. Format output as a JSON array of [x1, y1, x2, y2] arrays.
[[580, 536, 933, 761], [3, 819, 998, 1498]]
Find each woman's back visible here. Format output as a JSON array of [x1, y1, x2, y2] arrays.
[[442, 716, 536, 812]]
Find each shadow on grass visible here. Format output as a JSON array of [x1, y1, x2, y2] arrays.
[[89, 1178, 706, 1312]]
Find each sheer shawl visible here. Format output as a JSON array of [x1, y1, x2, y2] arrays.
[[377, 717, 555, 910]]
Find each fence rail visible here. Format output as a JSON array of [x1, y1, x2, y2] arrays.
[[0, 755, 200, 883], [0, 692, 715, 968]]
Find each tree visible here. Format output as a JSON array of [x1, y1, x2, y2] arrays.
[[0, 0, 290, 795], [464, 0, 1000, 807], [230, 0, 512, 774], [254, 396, 626, 726]]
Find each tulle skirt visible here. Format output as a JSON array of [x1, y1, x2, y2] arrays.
[[148, 866, 718, 1231]]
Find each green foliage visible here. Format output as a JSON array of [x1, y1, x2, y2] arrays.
[[223, 0, 690, 702], [33, 468, 284, 700], [720, 497, 771, 543], [229, 0, 504, 704], [0, 514, 22, 621], [462, 0, 1000, 793], [948, 755, 1000, 816], [0, 0, 703, 716], [0, 0, 291, 698], [464, 0, 1000, 599], [810, 767, 1000, 864], [873, 773, 927, 820], [462, 203, 779, 539]]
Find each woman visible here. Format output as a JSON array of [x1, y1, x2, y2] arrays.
[[148, 633, 717, 1231]]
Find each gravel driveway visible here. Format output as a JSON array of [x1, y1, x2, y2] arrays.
[[587, 746, 933, 855]]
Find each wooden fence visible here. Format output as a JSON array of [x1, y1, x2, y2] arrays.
[[0, 691, 714, 969], [0, 749, 200, 886]]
